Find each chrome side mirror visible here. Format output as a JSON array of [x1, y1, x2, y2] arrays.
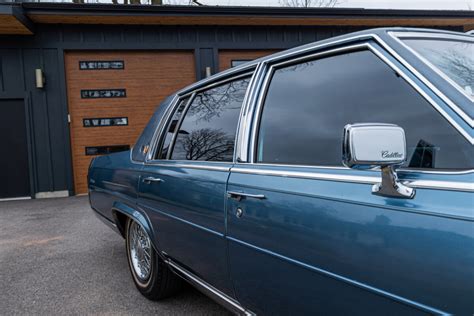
[[343, 123, 415, 199]]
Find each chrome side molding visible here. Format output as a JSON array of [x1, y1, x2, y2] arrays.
[[230, 166, 473, 194], [165, 258, 255, 316]]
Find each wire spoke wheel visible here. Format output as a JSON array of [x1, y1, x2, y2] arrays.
[[129, 221, 152, 281], [125, 218, 182, 300]]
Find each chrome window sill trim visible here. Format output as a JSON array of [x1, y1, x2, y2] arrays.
[[166, 259, 254, 316], [407, 179, 473, 192], [389, 31, 474, 104], [397, 168, 474, 175], [245, 163, 474, 175], [144, 161, 231, 172], [231, 167, 474, 193]]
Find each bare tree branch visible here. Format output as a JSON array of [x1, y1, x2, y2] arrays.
[[177, 128, 234, 161]]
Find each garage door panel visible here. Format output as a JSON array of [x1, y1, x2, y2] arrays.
[[66, 50, 196, 194]]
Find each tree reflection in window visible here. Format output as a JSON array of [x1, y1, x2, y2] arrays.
[[171, 77, 250, 161], [403, 39, 474, 97]]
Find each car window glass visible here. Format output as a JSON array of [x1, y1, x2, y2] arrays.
[[171, 77, 250, 161], [156, 97, 189, 159], [257, 49, 473, 169], [402, 38, 474, 98]]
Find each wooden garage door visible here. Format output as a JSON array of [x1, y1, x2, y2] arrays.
[[65, 51, 196, 194], [219, 50, 278, 72]]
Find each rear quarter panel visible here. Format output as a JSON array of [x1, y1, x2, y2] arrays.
[[88, 150, 142, 222]]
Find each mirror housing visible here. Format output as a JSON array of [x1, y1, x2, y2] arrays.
[[343, 123, 406, 169], [343, 123, 415, 199]]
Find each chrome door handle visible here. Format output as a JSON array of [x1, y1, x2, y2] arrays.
[[227, 191, 265, 201], [142, 176, 164, 184]]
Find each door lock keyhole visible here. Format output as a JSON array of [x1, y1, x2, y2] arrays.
[[236, 207, 243, 218]]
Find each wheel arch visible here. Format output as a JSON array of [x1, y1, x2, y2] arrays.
[[111, 201, 160, 253]]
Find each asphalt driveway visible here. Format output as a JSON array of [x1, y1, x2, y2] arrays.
[[0, 196, 230, 315]]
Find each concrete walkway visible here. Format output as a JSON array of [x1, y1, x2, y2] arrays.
[[0, 196, 229, 315]]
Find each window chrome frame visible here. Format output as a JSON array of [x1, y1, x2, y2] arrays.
[[389, 31, 474, 104], [165, 92, 196, 160], [235, 40, 473, 179], [236, 62, 267, 163], [146, 70, 255, 165], [145, 93, 191, 162]]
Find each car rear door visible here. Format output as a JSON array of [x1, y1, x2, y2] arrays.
[[138, 73, 253, 295], [227, 44, 474, 315]]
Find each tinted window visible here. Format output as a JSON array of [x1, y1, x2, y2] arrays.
[[402, 38, 474, 98], [171, 77, 250, 161], [156, 97, 189, 159], [257, 50, 473, 169]]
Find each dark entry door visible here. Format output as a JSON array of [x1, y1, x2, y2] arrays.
[[0, 99, 30, 198]]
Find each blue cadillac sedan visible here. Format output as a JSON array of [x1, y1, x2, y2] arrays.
[[88, 28, 474, 315]]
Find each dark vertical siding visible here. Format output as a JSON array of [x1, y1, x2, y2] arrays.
[[0, 45, 73, 195], [0, 49, 24, 94], [23, 49, 53, 193], [43, 48, 69, 192]]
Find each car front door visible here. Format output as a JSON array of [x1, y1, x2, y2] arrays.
[[227, 45, 474, 314], [138, 74, 252, 295]]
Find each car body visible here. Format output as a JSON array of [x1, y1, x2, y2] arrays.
[[88, 27, 474, 315]]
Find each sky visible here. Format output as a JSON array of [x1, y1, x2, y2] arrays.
[[166, 0, 474, 10]]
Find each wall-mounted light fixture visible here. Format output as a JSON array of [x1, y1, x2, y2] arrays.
[[205, 66, 212, 78], [35, 69, 45, 89]]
